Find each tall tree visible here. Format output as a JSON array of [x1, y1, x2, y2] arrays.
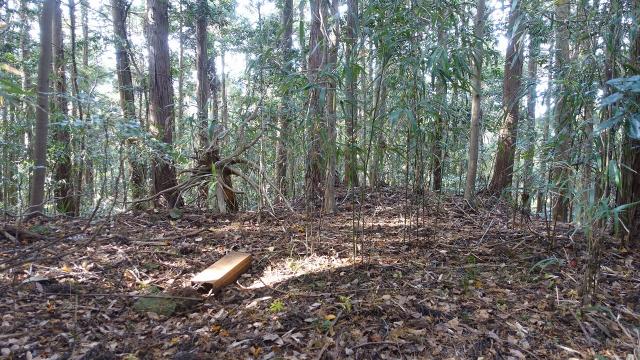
[[487, 0, 524, 195], [323, 0, 340, 213], [305, 0, 325, 210], [551, 0, 572, 222], [69, 0, 84, 215], [276, 0, 293, 196], [112, 0, 145, 201], [343, 0, 359, 187], [464, 0, 486, 202], [522, 35, 540, 211], [196, 0, 209, 147], [28, 0, 56, 215], [20, 0, 33, 161], [80, 0, 93, 201], [432, 24, 448, 193], [52, 0, 76, 215], [147, 0, 182, 208], [617, 0, 640, 247]]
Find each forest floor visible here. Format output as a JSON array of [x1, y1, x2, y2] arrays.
[[0, 187, 638, 360]]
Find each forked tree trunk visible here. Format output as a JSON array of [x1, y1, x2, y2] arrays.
[[112, 0, 145, 202], [52, 0, 76, 216], [487, 0, 524, 196], [147, 0, 182, 208], [464, 0, 486, 202], [276, 0, 293, 197], [28, 0, 56, 215]]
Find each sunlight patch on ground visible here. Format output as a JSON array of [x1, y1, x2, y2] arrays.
[[245, 254, 353, 289]]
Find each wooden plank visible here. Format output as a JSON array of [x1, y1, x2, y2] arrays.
[[191, 252, 252, 289]]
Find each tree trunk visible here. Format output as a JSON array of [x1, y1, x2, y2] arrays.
[[537, 35, 554, 213], [177, 0, 184, 134], [69, 0, 84, 215], [53, 0, 76, 216], [344, 0, 359, 187], [617, 0, 640, 247], [221, 49, 229, 132], [196, 0, 209, 147], [522, 36, 539, 212], [432, 25, 449, 193], [28, 0, 55, 215], [112, 0, 145, 202], [487, 0, 524, 196], [596, 0, 621, 212], [323, 0, 340, 213], [209, 55, 219, 134], [80, 0, 94, 202], [305, 0, 325, 210], [276, 0, 293, 196], [464, 0, 486, 202], [551, 0, 572, 222], [147, 0, 182, 208], [20, 0, 33, 165], [369, 66, 387, 188]]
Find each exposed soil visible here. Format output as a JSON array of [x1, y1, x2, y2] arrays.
[[1, 187, 638, 359]]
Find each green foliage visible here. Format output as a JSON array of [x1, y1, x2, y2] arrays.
[[269, 299, 285, 313]]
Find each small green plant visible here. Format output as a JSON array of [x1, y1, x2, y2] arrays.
[[338, 295, 352, 313], [269, 299, 285, 313]]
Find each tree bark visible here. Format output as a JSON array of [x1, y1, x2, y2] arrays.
[[522, 36, 539, 211], [28, 0, 56, 215], [147, 0, 182, 208], [551, 0, 572, 222], [305, 0, 325, 210], [112, 0, 145, 202], [432, 24, 449, 193], [487, 0, 524, 196], [196, 0, 209, 147], [369, 65, 387, 188], [464, 0, 486, 202], [276, 0, 293, 196], [344, 0, 359, 187], [617, 0, 640, 247], [537, 34, 554, 213], [177, 0, 184, 133], [323, 0, 340, 213], [20, 0, 33, 165], [69, 0, 84, 215], [52, 0, 76, 216], [80, 0, 94, 202]]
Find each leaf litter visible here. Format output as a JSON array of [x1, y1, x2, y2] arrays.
[[0, 187, 638, 359]]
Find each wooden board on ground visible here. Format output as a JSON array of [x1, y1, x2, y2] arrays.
[[191, 252, 252, 289]]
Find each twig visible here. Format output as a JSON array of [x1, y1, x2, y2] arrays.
[[572, 311, 594, 347], [477, 219, 495, 245], [0, 332, 26, 341], [45, 292, 202, 301], [351, 341, 400, 350]]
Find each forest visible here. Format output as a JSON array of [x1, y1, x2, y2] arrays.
[[0, 0, 638, 358]]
